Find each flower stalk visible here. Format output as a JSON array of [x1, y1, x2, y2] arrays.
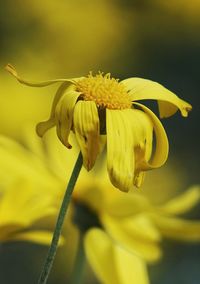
[[38, 152, 83, 284], [70, 232, 86, 284]]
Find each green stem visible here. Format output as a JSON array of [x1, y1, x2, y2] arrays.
[[70, 232, 86, 284], [38, 152, 83, 284]]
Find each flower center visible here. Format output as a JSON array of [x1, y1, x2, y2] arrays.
[[72, 200, 101, 232], [75, 72, 132, 109]]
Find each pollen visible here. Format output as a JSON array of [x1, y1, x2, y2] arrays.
[[75, 72, 132, 109]]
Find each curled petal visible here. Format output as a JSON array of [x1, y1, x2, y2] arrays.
[[5, 64, 77, 87], [55, 91, 81, 148], [130, 110, 153, 187], [133, 102, 169, 170], [36, 83, 77, 137], [36, 118, 55, 138], [73, 101, 100, 170], [106, 109, 135, 192], [159, 185, 200, 215], [5, 64, 84, 138], [122, 77, 192, 118]]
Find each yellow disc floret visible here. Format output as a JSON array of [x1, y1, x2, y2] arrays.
[[75, 72, 132, 109]]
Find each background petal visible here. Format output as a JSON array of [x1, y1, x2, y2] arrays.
[[151, 215, 200, 242], [6, 230, 64, 246], [101, 214, 162, 263], [159, 185, 200, 215], [114, 244, 150, 284], [84, 228, 120, 284]]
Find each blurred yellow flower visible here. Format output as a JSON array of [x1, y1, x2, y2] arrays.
[[73, 177, 200, 284], [1, 129, 199, 284], [6, 65, 192, 192], [0, 183, 59, 245], [0, 129, 151, 283], [0, 133, 67, 246]]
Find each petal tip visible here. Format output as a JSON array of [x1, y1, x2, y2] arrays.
[[181, 104, 192, 117], [5, 63, 18, 78]]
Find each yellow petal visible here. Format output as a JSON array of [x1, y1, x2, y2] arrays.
[[160, 185, 200, 215], [5, 64, 77, 87], [105, 194, 151, 218], [102, 214, 162, 263], [106, 109, 135, 192], [5, 64, 84, 138], [133, 103, 169, 170], [85, 228, 150, 284], [36, 118, 55, 138], [84, 228, 121, 284], [114, 245, 150, 284], [152, 215, 200, 242], [55, 91, 81, 148], [36, 83, 77, 137], [73, 101, 100, 170], [130, 110, 153, 187], [0, 224, 24, 241], [0, 182, 57, 226], [122, 77, 192, 118], [6, 230, 64, 246], [0, 135, 59, 189]]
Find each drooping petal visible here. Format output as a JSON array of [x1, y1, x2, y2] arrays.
[[122, 77, 192, 118], [55, 91, 81, 148], [114, 244, 150, 284], [5, 64, 84, 137], [73, 101, 100, 170], [151, 215, 200, 242], [5, 64, 77, 87], [159, 186, 200, 215], [133, 102, 169, 170], [129, 110, 153, 187], [101, 214, 162, 263], [106, 109, 135, 192], [36, 118, 56, 138], [36, 83, 76, 137], [84, 228, 120, 284]]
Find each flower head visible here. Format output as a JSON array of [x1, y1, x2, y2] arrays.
[[0, 130, 153, 283], [76, 72, 132, 109], [0, 131, 67, 245], [6, 64, 192, 191], [1, 130, 200, 284], [73, 171, 200, 284]]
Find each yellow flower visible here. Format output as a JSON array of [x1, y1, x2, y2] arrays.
[[1, 129, 200, 284], [0, 133, 66, 245], [6, 64, 192, 192], [0, 129, 151, 283], [74, 179, 200, 284]]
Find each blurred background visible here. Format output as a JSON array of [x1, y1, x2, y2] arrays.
[[0, 0, 200, 283]]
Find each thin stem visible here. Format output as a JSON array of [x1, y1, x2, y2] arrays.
[[70, 232, 86, 284], [38, 152, 83, 284]]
